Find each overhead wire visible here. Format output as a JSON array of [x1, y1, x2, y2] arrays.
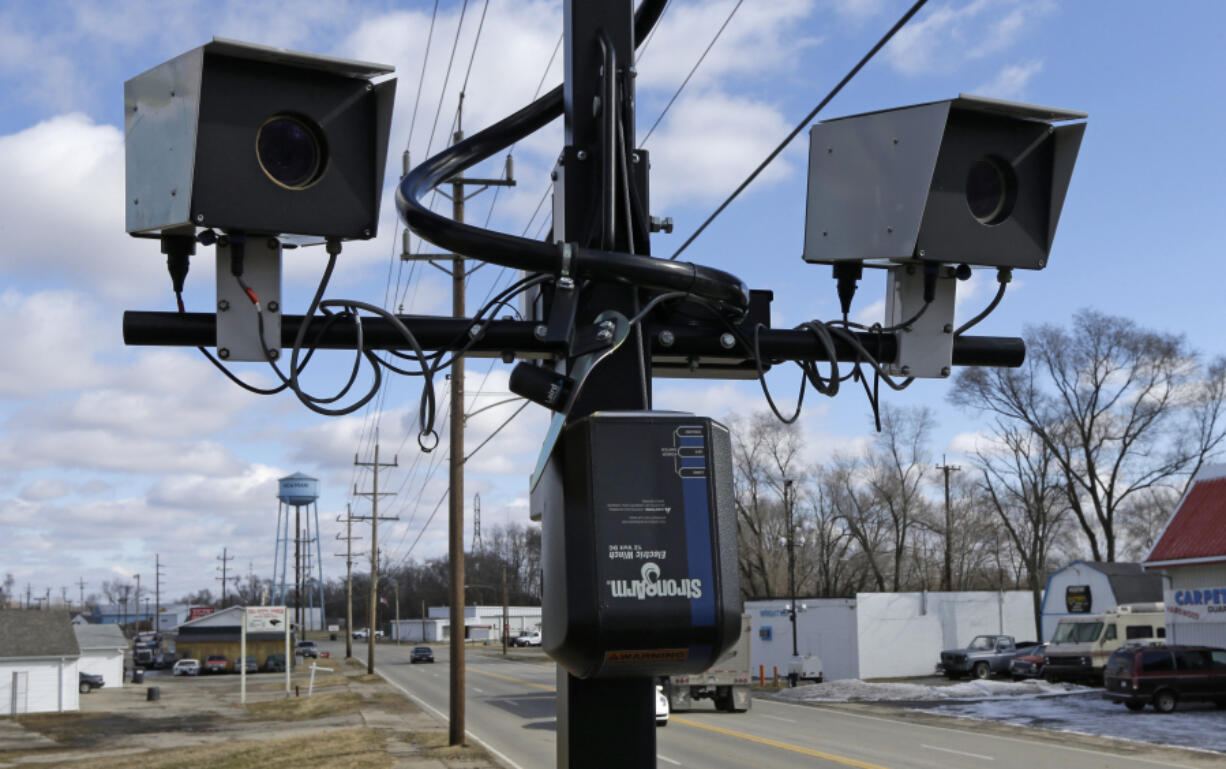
[[670, 0, 930, 261]]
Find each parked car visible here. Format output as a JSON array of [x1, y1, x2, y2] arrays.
[[938, 635, 1041, 680], [352, 628, 369, 640], [79, 671, 105, 693], [241, 656, 258, 674], [1009, 645, 1048, 680], [655, 684, 669, 726], [203, 655, 230, 674], [263, 653, 290, 673], [411, 646, 435, 664], [295, 640, 319, 658], [512, 631, 542, 647], [151, 651, 177, 670], [1102, 645, 1226, 713], [1044, 603, 1166, 683], [173, 659, 201, 676]]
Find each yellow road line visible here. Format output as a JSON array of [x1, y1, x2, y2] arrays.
[[466, 666, 557, 692], [670, 717, 890, 769], [464, 666, 891, 769]]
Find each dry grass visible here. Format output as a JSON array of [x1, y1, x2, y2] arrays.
[[15, 712, 224, 747], [404, 730, 491, 761], [243, 691, 364, 721], [82, 727, 388, 769]]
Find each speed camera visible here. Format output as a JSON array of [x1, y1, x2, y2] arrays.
[[803, 94, 1085, 270], [124, 38, 396, 241]]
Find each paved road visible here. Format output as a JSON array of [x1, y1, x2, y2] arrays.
[[322, 640, 1221, 769]]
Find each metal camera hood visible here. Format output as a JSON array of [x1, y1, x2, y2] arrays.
[[803, 94, 1086, 270], [124, 38, 396, 242]]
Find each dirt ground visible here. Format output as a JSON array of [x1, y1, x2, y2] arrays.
[[0, 658, 500, 769]]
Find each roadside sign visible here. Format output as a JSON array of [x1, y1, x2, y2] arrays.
[[247, 606, 288, 632]]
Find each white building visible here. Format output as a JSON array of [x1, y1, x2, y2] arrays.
[[390, 605, 541, 643], [1144, 464, 1226, 648], [0, 611, 81, 715], [748, 591, 1039, 681], [73, 623, 127, 689], [1040, 561, 1163, 640]]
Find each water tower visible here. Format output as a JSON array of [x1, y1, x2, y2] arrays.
[[273, 473, 326, 632]]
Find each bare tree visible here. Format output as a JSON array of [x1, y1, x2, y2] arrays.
[[952, 310, 1226, 561], [828, 455, 889, 591], [973, 424, 1070, 630], [862, 406, 934, 591]]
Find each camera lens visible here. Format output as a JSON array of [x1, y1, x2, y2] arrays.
[[965, 156, 1015, 225], [257, 115, 326, 189]]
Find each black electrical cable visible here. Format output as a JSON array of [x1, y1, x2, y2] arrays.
[[955, 268, 1011, 336], [395, 0, 750, 313], [670, 0, 930, 261]]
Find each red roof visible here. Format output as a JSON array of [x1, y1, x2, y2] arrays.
[[1146, 475, 1226, 565]]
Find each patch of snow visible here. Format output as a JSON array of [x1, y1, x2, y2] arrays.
[[929, 692, 1226, 754], [772, 678, 1090, 703]]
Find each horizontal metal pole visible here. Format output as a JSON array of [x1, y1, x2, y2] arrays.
[[122, 311, 1025, 368]]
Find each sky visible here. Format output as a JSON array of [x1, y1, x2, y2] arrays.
[[2, 0, 1225, 609]]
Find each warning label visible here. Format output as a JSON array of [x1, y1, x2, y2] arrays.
[[603, 649, 688, 665]]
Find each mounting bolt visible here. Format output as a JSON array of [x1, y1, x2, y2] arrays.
[[468, 324, 482, 339], [533, 324, 547, 341], [917, 249, 927, 258], [649, 216, 674, 234], [558, 276, 575, 290], [940, 366, 951, 377], [943, 323, 953, 334], [217, 299, 230, 312], [267, 300, 279, 313], [195, 214, 205, 223], [550, 170, 558, 181], [596, 328, 613, 342], [577, 150, 588, 161], [900, 365, 912, 376], [658, 330, 675, 347], [631, 152, 640, 164], [267, 348, 280, 361], [599, 319, 615, 330], [218, 348, 230, 360], [719, 332, 736, 349], [363, 229, 372, 238], [688, 356, 699, 372], [501, 351, 515, 364]]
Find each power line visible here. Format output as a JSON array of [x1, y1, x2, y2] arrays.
[[639, 0, 742, 148], [671, 0, 930, 261]]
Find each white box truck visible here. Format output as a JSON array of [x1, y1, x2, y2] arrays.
[[666, 614, 752, 712]]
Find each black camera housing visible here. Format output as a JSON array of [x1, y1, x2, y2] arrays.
[[125, 38, 395, 241]]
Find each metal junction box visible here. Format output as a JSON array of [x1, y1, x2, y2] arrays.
[[124, 38, 395, 241], [533, 412, 741, 679], [803, 94, 1086, 270]]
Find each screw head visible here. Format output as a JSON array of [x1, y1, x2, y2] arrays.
[[940, 366, 951, 377], [900, 365, 912, 376], [658, 330, 675, 347], [363, 229, 372, 238], [550, 170, 558, 181], [533, 324, 548, 341], [218, 348, 230, 360], [631, 152, 640, 164], [267, 300, 280, 313], [217, 299, 230, 311], [719, 332, 736, 349], [596, 328, 613, 342], [267, 348, 280, 360], [576, 150, 588, 161], [943, 323, 953, 334], [195, 214, 204, 223]]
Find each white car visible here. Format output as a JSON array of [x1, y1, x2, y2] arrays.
[[352, 628, 369, 640], [655, 685, 669, 726], [172, 659, 200, 676], [513, 631, 542, 647]]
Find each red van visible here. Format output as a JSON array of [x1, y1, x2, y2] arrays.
[[1102, 645, 1226, 713]]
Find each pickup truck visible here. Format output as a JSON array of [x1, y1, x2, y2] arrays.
[[938, 635, 1041, 680]]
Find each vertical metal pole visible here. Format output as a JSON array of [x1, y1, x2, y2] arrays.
[[449, 126, 468, 747], [345, 505, 354, 660], [502, 565, 509, 657], [240, 608, 247, 704], [785, 479, 799, 685], [369, 447, 379, 675], [295, 509, 302, 630], [555, 4, 655, 767], [394, 580, 401, 645], [314, 501, 327, 632]]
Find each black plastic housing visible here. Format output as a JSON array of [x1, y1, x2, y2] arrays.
[[532, 412, 741, 679]]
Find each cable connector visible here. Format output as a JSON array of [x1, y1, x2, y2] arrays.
[[161, 234, 195, 296], [832, 262, 863, 319]]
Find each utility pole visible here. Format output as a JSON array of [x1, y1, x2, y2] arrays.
[[784, 478, 800, 686], [353, 434, 398, 674], [936, 457, 961, 592], [502, 564, 509, 657], [44, 587, 51, 611], [154, 554, 165, 634], [393, 578, 401, 645], [133, 574, 141, 627], [335, 504, 364, 660], [421, 599, 427, 643], [404, 99, 514, 746], [216, 548, 236, 607], [25, 583, 31, 610], [61, 586, 68, 610], [472, 493, 482, 552], [77, 578, 85, 611]]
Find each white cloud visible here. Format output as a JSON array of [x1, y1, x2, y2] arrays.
[[19, 478, 69, 501], [885, 0, 1053, 77], [975, 59, 1044, 100], [0, 290, 109, 397]]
